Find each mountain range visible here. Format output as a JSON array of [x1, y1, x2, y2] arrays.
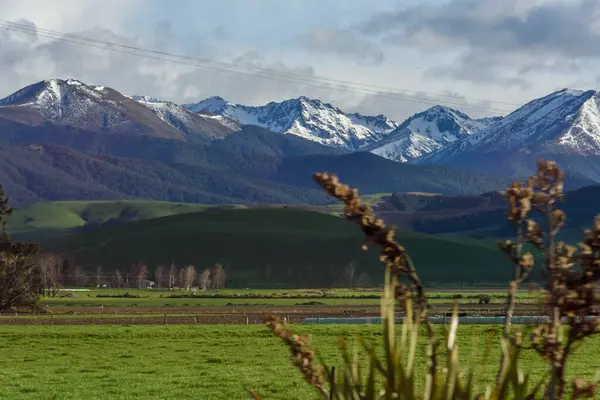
[[185, 87, 600, 182], [0, 79, 515, 206], [0, 78, 598, 206], [184, 95, 399, 151], [413, 89, 600, 181]]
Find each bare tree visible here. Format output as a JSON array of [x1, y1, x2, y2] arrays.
[[124, 267, 130, 288], [114, 268, 123, 288], [154, 265, 164, 289], [167, 262, 177, 290], [135, 263, 149, 289], [95, 266, 104, 288], [37, 253, 62, 297], [177, 268, 185, 290], [356, 272, 371, 288], [198, 268, 211, 290], [182, 265, 197, 290], [210, 263, 227, 290], [72, 266, 85, 287], [342, 261, 357, 288]]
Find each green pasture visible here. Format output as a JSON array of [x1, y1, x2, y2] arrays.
[[0, 325, 598, 399], [35, 288, 541, 308]]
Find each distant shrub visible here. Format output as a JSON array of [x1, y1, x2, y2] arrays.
[[96, 292, 139, 299], [478, 295, 492, 304], [294, 301, 327, 306]]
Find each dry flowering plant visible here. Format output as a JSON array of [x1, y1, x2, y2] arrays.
[[248, 160, 600, 400]]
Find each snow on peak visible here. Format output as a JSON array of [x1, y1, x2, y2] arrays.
[[415, 88, 600, 166], [555, 91, 600, 154], [0, 78, 114, 108], [129, 95, 166, 104], [463, 88, 597, 150], [558, 88, 585, 97], [65, 79, 83, 86], [131, 94, 240, 136], [368, 105, 498, 162], [0, 80, 239, 139], [0, 79, 118, 124], [185, 96, 231, 115], [184, 96, 400, 151]]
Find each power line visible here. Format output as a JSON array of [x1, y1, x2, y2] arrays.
[[0, 20, 522, 108], [0, 20, 517, 115], [0, 20, 514, 114]]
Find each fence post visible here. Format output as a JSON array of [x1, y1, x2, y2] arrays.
[[164, 313, 167, 325], [195, 316, 199, 325]]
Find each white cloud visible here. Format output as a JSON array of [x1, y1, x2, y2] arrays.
[[293, 29, 384, 65], [361, 0, 600, 87]]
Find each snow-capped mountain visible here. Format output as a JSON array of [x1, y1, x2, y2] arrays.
[[184, 96, 400, 151], [413, 88, 600, 181], [130, 95, 240, 138], [367, 106, 501, 162], [0, 79, 237, 141]]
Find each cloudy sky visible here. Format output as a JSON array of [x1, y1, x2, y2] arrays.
[[1, 0, 599, 121]]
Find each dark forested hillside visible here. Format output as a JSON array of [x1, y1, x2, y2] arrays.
[[45, 208, 513, 285], [0, 119, 514, 206]]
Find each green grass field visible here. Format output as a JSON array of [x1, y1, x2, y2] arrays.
[[0, 325, 598, 399], [34, 288, 539, 308]]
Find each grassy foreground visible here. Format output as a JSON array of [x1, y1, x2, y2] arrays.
[[0, 325, 598, 400]]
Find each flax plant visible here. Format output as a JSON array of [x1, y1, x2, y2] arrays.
[[249, 160, 600, 400]]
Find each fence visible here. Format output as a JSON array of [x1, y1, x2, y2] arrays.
[[0, 313, 290, 325], [302, 316, 600, 325]]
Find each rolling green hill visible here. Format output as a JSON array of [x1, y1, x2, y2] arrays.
[[6, 200, 227, 242], [44, 208, 514, 286], [6, 195, 399, 243]]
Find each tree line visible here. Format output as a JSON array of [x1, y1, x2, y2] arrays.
[[37, 254, 228, 294]]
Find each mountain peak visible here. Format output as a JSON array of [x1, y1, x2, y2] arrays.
[[0, 79, 239, 141], [203, 95, 228, 103], [368, 104, 496, 163], [184, 96, 232, 114], [183, 96, 399, 151], [556, 88, 586, 97], [413, 87, 600, 182], [0, 78, 116, 111]]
